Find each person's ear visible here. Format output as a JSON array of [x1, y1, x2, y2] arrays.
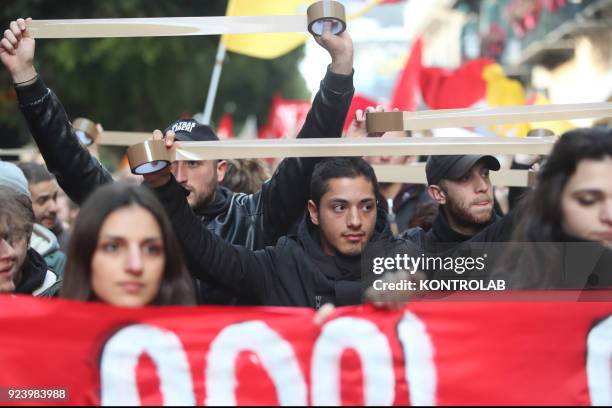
[[216, 160, 228, 183], [427, 185, 447, 205], [307, 200, 320, 226]]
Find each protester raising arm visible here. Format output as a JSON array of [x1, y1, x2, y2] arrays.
[[231, 30, 355, 246], [1, 19, 113, 205], [143, 160, 298, 306]]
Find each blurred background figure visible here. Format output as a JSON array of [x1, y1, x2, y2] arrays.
[[56, 189, 79, 233], [222, 158, 272, 194], [17, 162, 71, 252]]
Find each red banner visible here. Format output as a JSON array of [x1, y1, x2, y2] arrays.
[[0, 294, 611, 405]]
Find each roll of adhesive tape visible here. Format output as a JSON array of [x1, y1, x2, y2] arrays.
[[307, 1, 346, 36], [127, 140, 172, 175], [72, 118, 99, 146]]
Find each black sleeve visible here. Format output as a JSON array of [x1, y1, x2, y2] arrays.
[[15, 77, 113, 204], [253, 66, 355, 244], [151, 176, 280, 302], [507, 161, 532, 211]]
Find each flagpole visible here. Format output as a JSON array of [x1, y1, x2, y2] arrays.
[[202, 39, 227, 125]]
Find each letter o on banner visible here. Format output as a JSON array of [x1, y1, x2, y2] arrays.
[[100, 324, 195, 406], [587, 315, 612, 406], [311, 317, 395, 405], [398, 311, 437, 406], [205, 320, 307, 406]]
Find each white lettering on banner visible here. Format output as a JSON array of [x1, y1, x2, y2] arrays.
[[587, 315, 612, 406], [205, 320, 307, 406], [100, 324, 195, 406], [311, 317, 395, 405], [398, 312, 437, 406]]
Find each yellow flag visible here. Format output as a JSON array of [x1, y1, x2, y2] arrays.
[[529, 94, 575, 135], [221, 0, 311, 60], [483, 63, 529, 137], [222, 0, 382, 59]]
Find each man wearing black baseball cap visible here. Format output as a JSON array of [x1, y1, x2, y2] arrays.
[[401, 154, 501, 252]]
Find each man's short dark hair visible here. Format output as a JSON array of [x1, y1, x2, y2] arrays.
[[310, 157, 379, 206], [17, 162, 55, 184]]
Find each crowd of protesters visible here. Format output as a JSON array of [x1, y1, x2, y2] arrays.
[[1, 17, 611, 313]]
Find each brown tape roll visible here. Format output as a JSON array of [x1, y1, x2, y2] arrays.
[[307, 1, 346, 36], [365, 111, 404, 134], [127, 140, 173, 175], [72, 118, 100, 146]]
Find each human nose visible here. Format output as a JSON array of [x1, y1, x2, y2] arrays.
[[173, 162, 187, 184], [125, 246, 143, 276], [347, 207, 362, 229], [0, 238, 16, 260], [475, 173, 489, 193], [600, 199, 612, 226]]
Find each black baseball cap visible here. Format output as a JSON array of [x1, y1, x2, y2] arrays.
[[425, 155, 500, 185], [164, 118, 219, 142]]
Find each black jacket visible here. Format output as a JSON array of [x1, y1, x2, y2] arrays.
[[15, 249, 62, 297], [385, 183, 433, 233], [153, 175, 394, 308], [400, 208, 505, 253], [16, 67, 353, 251]]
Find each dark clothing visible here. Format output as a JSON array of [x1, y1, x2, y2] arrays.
[[400, 208, 505, 253], [383, 183, 433, 233], [15, 249, 61, 297], [507, 160, 532, 211], [16, 68, 354, 304], [490, 235, 612, 291], [153, 176, 394, 308]]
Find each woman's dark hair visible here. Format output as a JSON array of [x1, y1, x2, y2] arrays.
[[513, 127, 612, 242], [496, 128, 612, 289], [61, 183, 195, 305]]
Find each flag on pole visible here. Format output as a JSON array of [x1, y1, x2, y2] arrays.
[[222, 0, 310, 60], [222, 0, 392, 60]]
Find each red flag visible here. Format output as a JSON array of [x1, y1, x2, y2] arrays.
[[217, 112, 234, 139], [343, 94, 379, 131], [259, 94, 310, 139], [390, 37, 422, 111], [419, 58, 495, 109]]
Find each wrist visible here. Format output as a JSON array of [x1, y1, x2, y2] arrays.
[[12, 66, 37, 85], [330, 56, 353, 75]]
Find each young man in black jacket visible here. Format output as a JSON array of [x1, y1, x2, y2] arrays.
[[1, 18, 355, 303], [144, 157, 396, 308], [400, 154, 512, 252]]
